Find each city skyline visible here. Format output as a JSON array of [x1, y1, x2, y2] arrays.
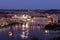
[[0, 0, 60, 9]]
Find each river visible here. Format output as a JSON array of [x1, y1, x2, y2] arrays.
[[0, 23, 60, 40]]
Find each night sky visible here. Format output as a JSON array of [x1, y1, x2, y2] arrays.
[[0, 0, 60, 9]]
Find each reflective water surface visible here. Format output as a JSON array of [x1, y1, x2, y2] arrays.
[[0, 23, 60, 40]]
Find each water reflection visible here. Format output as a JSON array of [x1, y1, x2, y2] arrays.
[[0, 22, 60, 40], [21, 23, 29, 39], [45, 30, 49, 33], [21, 31, 29, 38], [22, 23, 26, 30], [9, 32, 12, 36]]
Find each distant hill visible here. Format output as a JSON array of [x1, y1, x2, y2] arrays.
[[0, 9, 60, 14], [44, 9, 60, 14], [0, 9, 28, 12]]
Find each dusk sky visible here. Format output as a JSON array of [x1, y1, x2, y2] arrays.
[[0, 0, 60, 9]]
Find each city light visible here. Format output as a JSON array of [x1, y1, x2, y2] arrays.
[[45, 30, 49, 33], [22, 15, 28, 19], [0, 10, 59, 40]]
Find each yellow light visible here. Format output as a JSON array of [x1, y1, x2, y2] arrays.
[[26, 23, 29, 28], [31, 20, 34, 22], [27, 19, 31, 21]]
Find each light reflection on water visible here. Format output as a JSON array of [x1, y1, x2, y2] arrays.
[[0, 23, 60, 40]]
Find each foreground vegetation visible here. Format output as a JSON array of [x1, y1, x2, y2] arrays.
[[45, 23, 60, 31]]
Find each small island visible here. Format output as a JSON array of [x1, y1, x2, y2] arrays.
[[45, 17, 60, 31], [45, 23, 60, 31]]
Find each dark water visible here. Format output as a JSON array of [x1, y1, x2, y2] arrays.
[[0, 24, 60, 40]]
